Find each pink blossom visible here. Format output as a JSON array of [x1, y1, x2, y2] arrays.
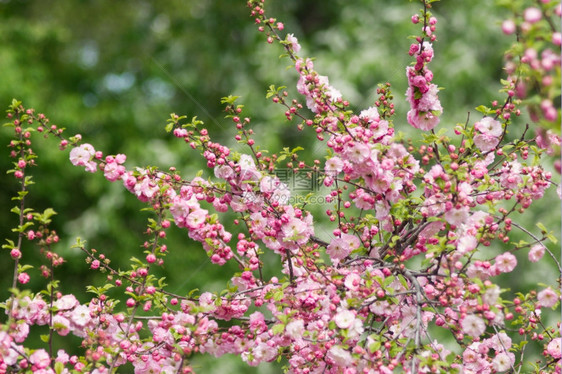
[[492, 352, 514, 372], [461, 314, 486, 338], [482, 285, 501, 306], [326, 233, 360, 261], [473, 133, 500, 152], [475, 117, 502, 137], [538, 287, 559, 308], [419, 221, 443, 238], [524, 7, 542, 23], [486, 332, 512, 352], [462, 344, 480, 363], [344, 142, 371, 163], [13, 322, 29, 343], [334, 309, 356, 329], [457, 235, 477, 254], [416, 84, 442, 113], [259, 175, 279, 194], [52, 315, 71, 336], [54, 294, 79, 311], [341, 233, 361, 252], [327, 238, 350, 260], [359, 106, 380, 123], [327, 345, 352, 367], [55, 349, 70, 364], [444, 206, 469, 226], [17, 272, 30, 284], [84, 160, 97, 173], [285, 319, 304, 339], [547, 338, 562, 358], [280, 217, 310, 247], [344, 273, 361, 291], [286, 33, 301, 53], [30, 349, 51, 369], [407, 109, 441, 131], [364, 170, 392, 194], [528, 244, 545, 262], [214, 164, 234, 180], [134, 176, 159, 202], [69, 143, 95, 167], [325, 157, 344, 175], [271, 184, 290, 205], [502, 19, 516, 35], [371, 119, 389, 139], [70, 304, 92, 327], [495, 252, 517, 273], [186, 209, 207, 229], [103, 157, 126, 182]]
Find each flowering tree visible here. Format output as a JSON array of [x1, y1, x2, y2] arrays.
[[1, 0, 561, 373]]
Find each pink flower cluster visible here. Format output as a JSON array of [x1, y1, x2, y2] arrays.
[[213, 153, 314, 257], [503, 2, 561, 126], [2, 0, 560, 373], [462, 332, 516, 373], [169, 180, 233, 265], [405, 40, 442, 131], [69, 143, 98, 172], [295, 56, 342, 114], [473, 117, 503, 152]]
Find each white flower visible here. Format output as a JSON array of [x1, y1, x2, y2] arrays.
[[69, 143, 95, 166], [473, 133, 500, 152], [538, 287, 559, 308], [327, 345, 352, 367], [359, 106, 380, 123], [491, 352, 514, 372], [70, 305, 91, 327], [475, 117, 502, 137], [461, 314, 486, 338], [325, 157, 343, 175], [444, 206, 469, 226], [286, 33, 301, 53], [334, 309, 355, 329], [344, 273, 361, 291], [285, 319, 304, 339]]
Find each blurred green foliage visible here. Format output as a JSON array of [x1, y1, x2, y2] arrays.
[[0, 1, 559, 372]]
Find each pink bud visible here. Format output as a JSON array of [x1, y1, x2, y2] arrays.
[[501, 19, 516, 35], [18, 272, 30, 284], [524, 7, 542, 23]]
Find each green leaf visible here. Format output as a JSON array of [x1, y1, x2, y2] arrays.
[[221, 95, 240, 105], [475, 105, 491, 115], [71, 237, 86, 248], [368, 339, 381, 353], [34, 208, 57, 225], [2, 239, 15, 250], [271, 323, 285, 335], [40, 334, 50, 343], [55, 361, 65, 374], [547, 234, 558, 244]]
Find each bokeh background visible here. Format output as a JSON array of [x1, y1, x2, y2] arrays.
[[0, 0, 559, 372]]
